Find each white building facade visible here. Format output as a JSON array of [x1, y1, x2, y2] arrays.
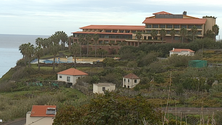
[[169, 48, 195, 57], [93, 83, 116, 94], [26, 105, 56, 125], [57, 68, 88, 86], [123, 73, 140, 88]]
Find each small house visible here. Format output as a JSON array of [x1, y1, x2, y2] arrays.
[[93, 83, 116, 94], [123, 73, 140, 88], [169, 48, 195, 57], [25, 105, 56, 125], [57, 68, 88, 86]]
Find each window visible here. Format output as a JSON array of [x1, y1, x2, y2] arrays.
[[153, 24, 158, 28], [166, 25, 172, 28], [166, 30, 171, 34], [174, 25, 180, 29], [125, 30, 130, 33], [197, 31, 202, 35], [160, 25, 165, 28], [113, 30, 117, 33], [124, 78, 126, 81], [67, 76, 70, 82], [102, 87, 105, 91], [146, 30, 151, 33], [105, 30, 111, 32], [59, 76, 62, 78], [181, 25, 187, 28], [78, 77, 81, 79], [146, 24, 151, 28], [128, 79, 130, 82], [188, 25, 194, 29], [131, 30, 136, 33], [46, 108, 56, 115], [119, 30, 124, 33], [196, 25, 202, 29], [134, 80, 137, 83]]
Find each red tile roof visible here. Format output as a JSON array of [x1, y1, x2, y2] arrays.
[[170, 48, 195, 52], [80, 25, 145, 30], [72, 31, 133, 35], [124, 73, 139, 79], [57, 68, 88, 76], [142, 18, 206, 24], [30, 105, 56, 117], [153, 11, 172, 15]]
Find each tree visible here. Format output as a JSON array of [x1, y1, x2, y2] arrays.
[[35, 46, 43, 71], [205, 30, 215, 39], [56, 31, 68, 49], [160, 29, 166, 43], [53, 92, 162, 125], [212, 24, 219, 41], [93, 34, 99, 57], [191, 26, 198, 42], [170, 29, 176, 43], [35, 37, 44, 48], [150, 29, 158, 40], [70, 43, 80, 68], [135, 32, 142, 46], [21, 43, 34, 67], [77, 34, 85, 58], [51, 43, 60, 71], [180, 28, 187, 43], [85, 34, 92, 57]]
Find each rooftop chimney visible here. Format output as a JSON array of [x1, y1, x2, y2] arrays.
[[183, 11, 187, 15]]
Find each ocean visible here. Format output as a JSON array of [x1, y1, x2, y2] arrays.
[[0, 34, 48, 78]]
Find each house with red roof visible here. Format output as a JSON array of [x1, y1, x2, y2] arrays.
[[71, 11, 217, 45], [25, 105, 56, 125], [123, 73, 140, 88], [169, 48, 195, 57], [57, 68, 88, 86]]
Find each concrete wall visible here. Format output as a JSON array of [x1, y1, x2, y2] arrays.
[[204, 17, 216, 34]]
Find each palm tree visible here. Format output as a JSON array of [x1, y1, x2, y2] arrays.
[[93, 34, 99, 57], [35, 37, 44, 48], [19, 43, 35, 67], [68, 36, 73, 51], [85, 34, 92, 57], [35, 46, 43, 71], [56, 31, 68, 49], [150, 29, 158, 40], [170, 29, 176, 43], [135, 32, 142, 46], [160, 29, 166, 43], [78, 34, 85, 58], [180, 28, 187, 43], [191, 26, 198, 42], [70, 43, 80, 68], [212, 24, 219, 41], [51, 33, 60, 45], [51, 43, 60, 71]]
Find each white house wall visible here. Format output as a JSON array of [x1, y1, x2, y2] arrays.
[[26, 112, 54, 125], [123, 78, 140, 88], [93, 84, 115, 94], [57, 74, 83, 85], [170, 51, 194, 57]]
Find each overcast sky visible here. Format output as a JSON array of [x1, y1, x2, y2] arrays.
[[1, 0, 222, 39]]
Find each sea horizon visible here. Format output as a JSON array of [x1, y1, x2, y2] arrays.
[[0, 34, 49, 78]]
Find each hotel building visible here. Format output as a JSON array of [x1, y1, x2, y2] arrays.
[[72, 11, 216, 46]]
